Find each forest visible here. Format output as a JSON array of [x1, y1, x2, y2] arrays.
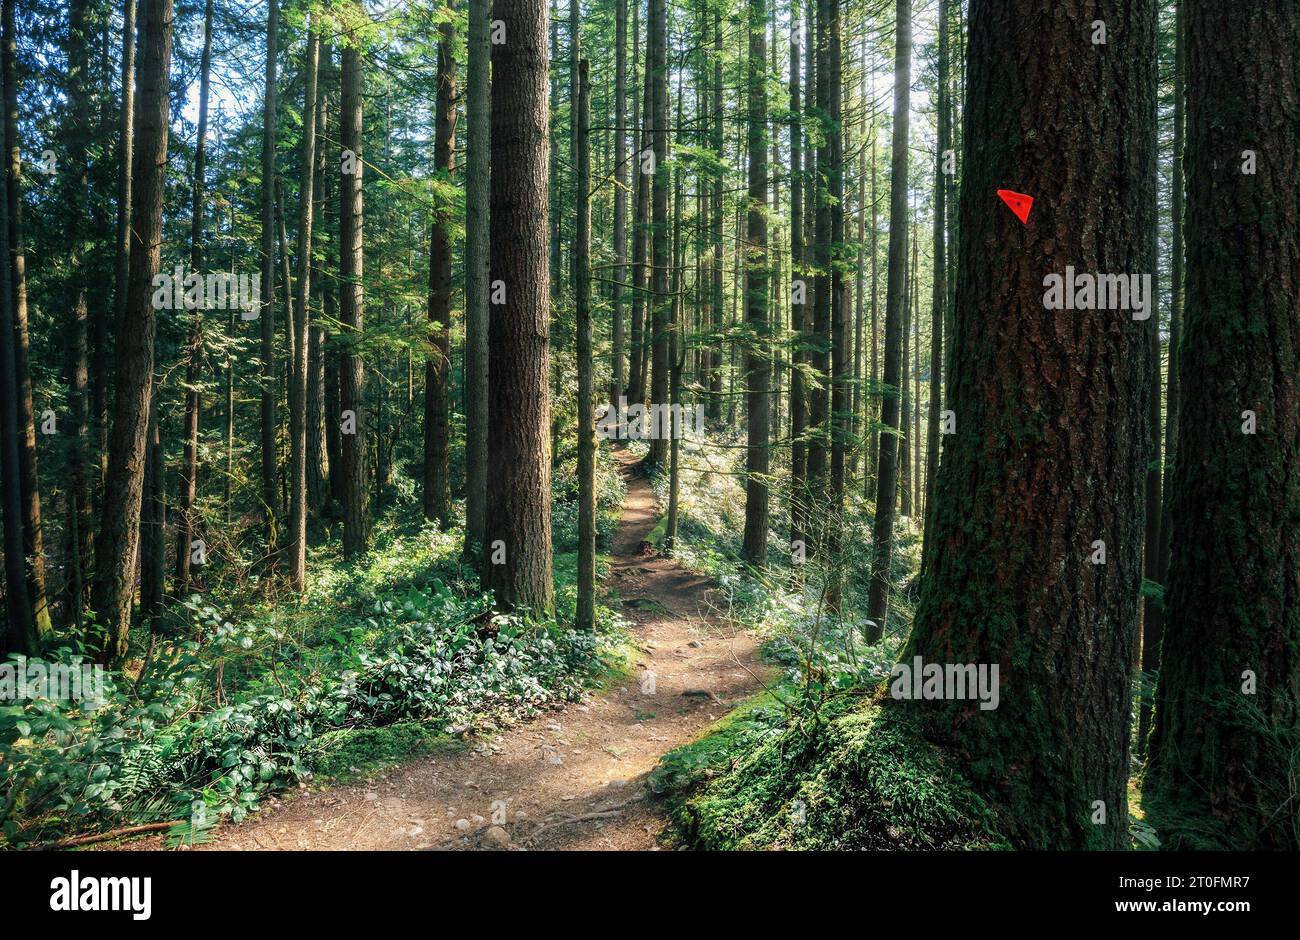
[[0, 0, 1296, 859]]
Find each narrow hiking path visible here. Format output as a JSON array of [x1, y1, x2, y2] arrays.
[[133, 448, 768, 851]]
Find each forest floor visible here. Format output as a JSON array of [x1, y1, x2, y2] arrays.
[[123, 446, 769, 851]]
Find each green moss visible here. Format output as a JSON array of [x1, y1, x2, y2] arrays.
[[663, 699, 1010, 850], [649, 689, 790, 796], [307, 722, 463, 783]]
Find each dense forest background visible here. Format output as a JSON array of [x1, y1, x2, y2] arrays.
[[0, 0, 1296, 851]]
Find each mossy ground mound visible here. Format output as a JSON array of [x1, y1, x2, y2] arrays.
[[661, 698, 1010, 850]]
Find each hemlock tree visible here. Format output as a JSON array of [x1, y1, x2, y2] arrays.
[[904, 0, 1157, 849], [1146, 0, 1300, 851], [486, 0, 554, 615]]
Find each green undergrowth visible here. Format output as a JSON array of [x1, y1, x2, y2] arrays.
[[659, 695, 1010, 850], [0, 451, 631, 849], [643, 430, 1006, 850], [307, 721, 465, 783]]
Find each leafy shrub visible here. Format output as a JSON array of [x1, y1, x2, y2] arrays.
[[1, 583, 620, 848]]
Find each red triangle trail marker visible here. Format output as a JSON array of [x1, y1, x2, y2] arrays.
[[997, 189, 1034, 224]]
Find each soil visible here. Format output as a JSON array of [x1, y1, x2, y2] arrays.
[[122, 447, 768, 851]]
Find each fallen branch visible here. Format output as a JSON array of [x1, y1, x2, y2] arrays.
[[40, 820, 183, 850]]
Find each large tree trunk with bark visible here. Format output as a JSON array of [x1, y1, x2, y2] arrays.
[[486, 0, 554, 615], [0, 18, 30, 652], [646, 0, 669, 469], [825, 0, 846, 606], [921, 0, 949, 565], [424, 23, 455, 528], [905, 0, 1156, 849], [462, 0, 490, 569], [740, 0, 768, 567], [106, 0, 136, 497], [788, 10, 805, 555], [174, 0, 213, 597], [90, 0, 173, 663], [259, 0, 280, 560], [1146, 0, 1300, 851], [287, 24, 320, 590], [338, 5, 370, 557], [865, 0, 910, 638], [1139, 0, 1183, 754], [575, 59, 595, 631], [609, 0, 627, 408], [805, 0, 830, 530], [62, 0, 98, 634], [3, 0, 50, 641]]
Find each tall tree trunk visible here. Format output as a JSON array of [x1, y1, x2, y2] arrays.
[[137, 394, 164, 634], [610, 0, 627, 408], [921, 0, 948, 565], [567, 0, 580, 288], [865, 132, 878, 500], [90, 0, 173, 663], [826, 0, 846, 607], [338, 4, 370, 557], [487, 0, 554, 614], [1139, 0, 1183, 754], [424, 21, 455, 528], [104, 0, 136, 496], [324, 292, 344, 508], [259, 0, 279, 560], [63, 0, 97, 634], [307, 63, 330, 516], [3, 0, 50, 640], [1146, 0, 1299, 851], [851, 42, 865, 482], [788, 9, 805, 555], [805, 0, 829, 528], [904, 230, 915, 517], [906, 0, 1156, 849], [740, 0, 768, 567], [463, 0, 490, 568], [646, 0, 669, 469], [665, 77, 684, 550], [0, 24, 30, 652], [575, 58, 595, 630], [174, 0, 213, 597], [547, 0, 560, 300], [626, 1, 648, 406], [707, 10, 723, 422], [287, 24, 320, 590], [864, 0, 909, 640]]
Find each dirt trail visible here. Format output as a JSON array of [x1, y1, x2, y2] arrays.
[[145, 448, 767, 851]]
